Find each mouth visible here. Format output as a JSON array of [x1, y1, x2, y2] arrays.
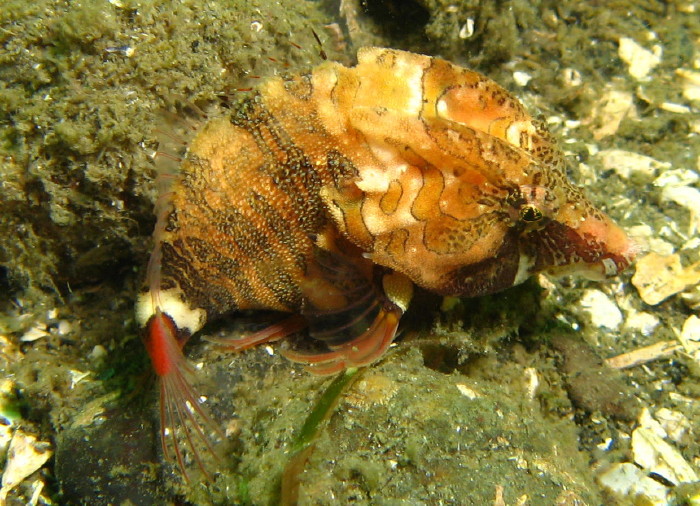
[[544, 251, 636, 281], [530, 217, 640, 281]]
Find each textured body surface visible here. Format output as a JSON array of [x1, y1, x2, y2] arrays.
[[145, 48, 634, 330]]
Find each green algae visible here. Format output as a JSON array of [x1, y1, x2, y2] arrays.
[[0, 0, 344, 305], [280, 367, 361, 505]]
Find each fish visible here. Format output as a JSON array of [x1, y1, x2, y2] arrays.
[[135, 47, 636, 478]]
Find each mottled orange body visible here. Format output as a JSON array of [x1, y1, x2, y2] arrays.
[[136, 48, 635, 477]]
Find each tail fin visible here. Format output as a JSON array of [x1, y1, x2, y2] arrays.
[[143, 308, 223, 482]]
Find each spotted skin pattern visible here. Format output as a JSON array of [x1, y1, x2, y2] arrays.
[[135, 48, 635, 478]]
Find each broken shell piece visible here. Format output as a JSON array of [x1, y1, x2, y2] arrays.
[[19, 325, 49, 343], [618, 37, 662, 80], [597, 149, 670, 180], [655, 408, 691, 444], [679, 315, 700, 365], [0, 424, 11, 461], [681, 315, 700, 343], [626, 224, 675, 256], [458, 19, 475, 39], [455, 383, 480, 399], [605, 339, 682, 369], [654, 168, 699, 188], [631, 252, 700, 305], [597, 462, 670, 505], [579, 289, 623, 330], [654, 169, 700, 236], [638, 406, 668, 439], [623, 310, 659, 336], [676, 69, 700, 103], [589, 87, 635, 140], [681, 285, 700, 310], [632, 426, 698, 485], [660, 102, 691, 114], [0, 431, 52, 503], [561, 68, 582, 88], [661, 185, 700, 236], [512, 71, 532, 87]]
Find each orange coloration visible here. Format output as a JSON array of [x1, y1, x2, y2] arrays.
[[135, 47, 636, 478]]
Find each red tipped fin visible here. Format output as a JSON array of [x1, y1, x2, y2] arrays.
[[143, 309, 224, 482]]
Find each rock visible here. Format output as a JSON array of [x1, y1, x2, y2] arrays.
[[550, 335, 639, 421]]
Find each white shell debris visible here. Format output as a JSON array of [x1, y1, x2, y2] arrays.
[[654, 408, 691, 444], [561, 68, 582, 88], [655, 168, 700, 236], [455, 383, 480, 399], [590, 87, 635, 140], [632, 427, 698, 485], [0, 423, 11, 459], [597, 462, 670, 505], [56, 320, 72, 336], [597, 149, 670, 180], [88, 344, 108, 363], [578, 289, 623, 330], [676, 69, 700, 103], [638, 407, 667, 439], [654, 168, 699, 188], [659, 102, 691, 114], [458, 19, 474, 39], [19, 324, 49, 343], [600, 408, 700, 504], [605, 339, 682, 369], [0, 432, 52, 504], [512, 71, 532, 87], [626, 224, 675, 256], [679, 315, 700, 365], [523, 367, 539, 400], [69, 369, 90, 389], [681, 315, 700, 342], [633, 407, 698, 485], [618, 37, 662, 80], [661, 185, 700, 236], [624, 310, 659, 336], [681, 283, 700, 311]]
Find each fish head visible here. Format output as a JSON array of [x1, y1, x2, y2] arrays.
[[507, 177, 638, 286]]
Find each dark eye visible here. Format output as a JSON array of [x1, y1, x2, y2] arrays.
[[520, 205, 543, 222]]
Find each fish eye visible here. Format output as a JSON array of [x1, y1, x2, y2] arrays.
[[520, 205, 543, 222]]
